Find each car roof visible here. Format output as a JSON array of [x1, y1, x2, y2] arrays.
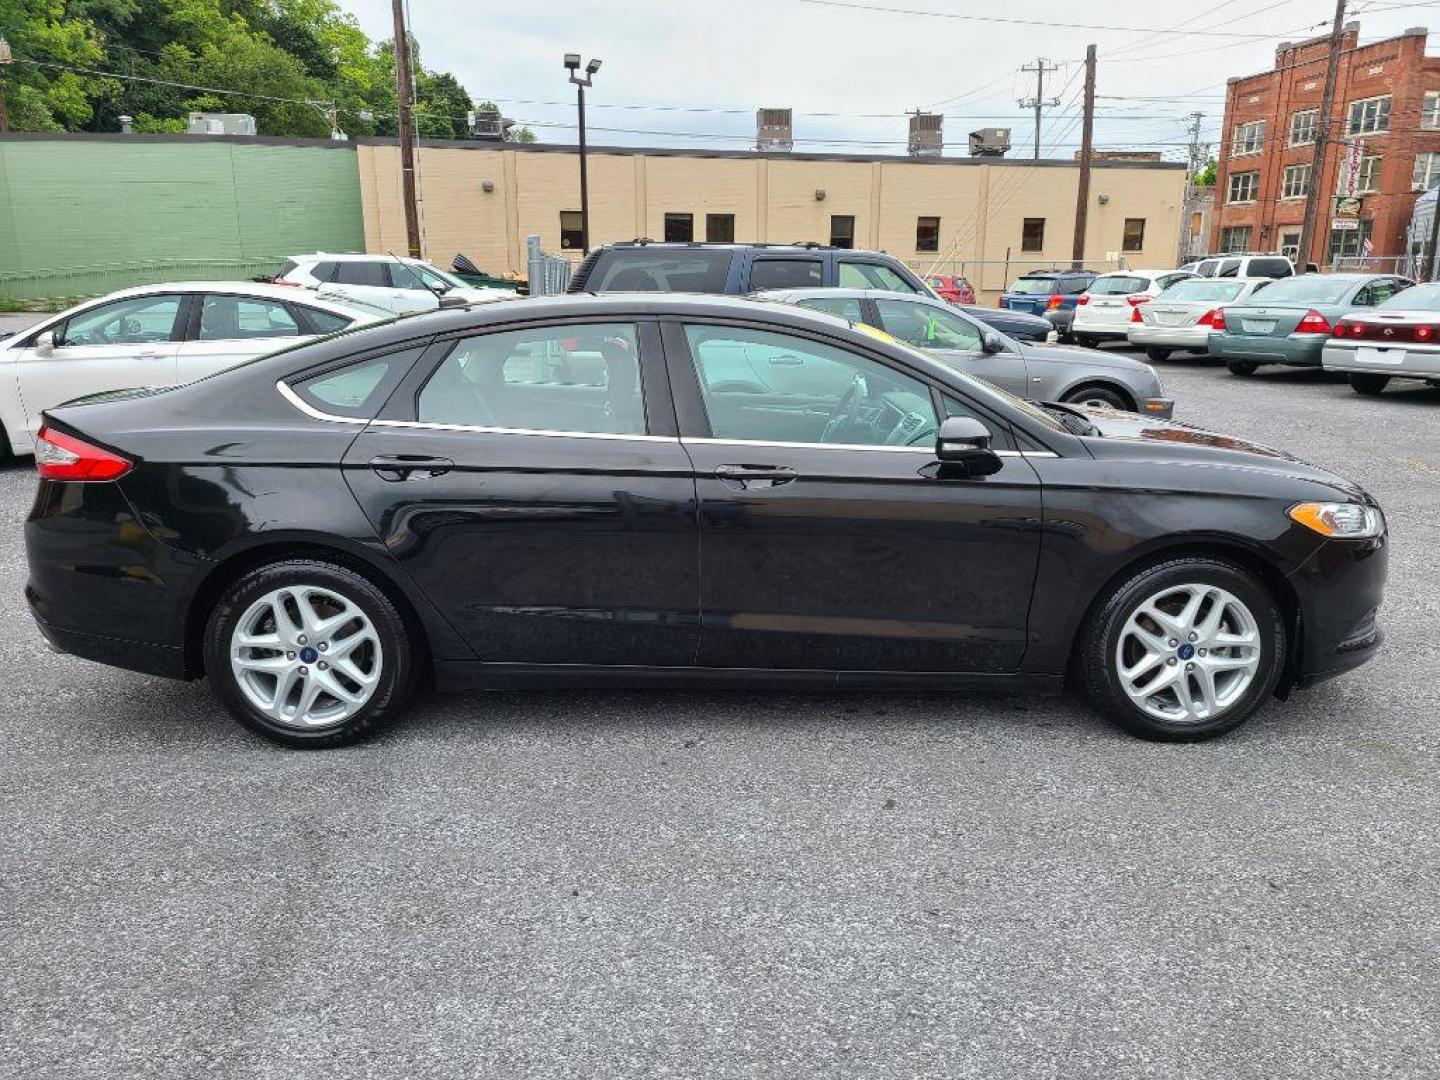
[[86, 280, 372, 310], [295, 252, 432, 265], [1016, 270, 1091, 279], [597, 241, 833, 253], [751, 287, 876, 301]]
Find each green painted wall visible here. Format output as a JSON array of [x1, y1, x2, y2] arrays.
[[0, 136, 365, 300]]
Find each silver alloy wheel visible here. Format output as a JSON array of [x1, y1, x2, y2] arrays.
[[1115, 583, 1261, 724], [230, 585, 383, 729]]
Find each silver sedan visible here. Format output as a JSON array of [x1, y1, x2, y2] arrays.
[[754, 287, 1174, 417]]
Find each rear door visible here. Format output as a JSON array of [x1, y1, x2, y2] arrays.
[[175, 292, 315, 385], [341, 317, 700, 667], [14, 293, 184, 440], [665, 317, 1043, 673]]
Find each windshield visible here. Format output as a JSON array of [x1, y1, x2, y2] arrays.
[[1380, 283, 1440, 311], [1006, 277, 1057, 295], [415, 263, 467, 289], [1159, 280, 1249, 303], [1088, 275, 1148, 295], [1244, 276, 1352, 304]]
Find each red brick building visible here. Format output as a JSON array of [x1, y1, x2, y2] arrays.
[[1209, 23, 1440, 268]]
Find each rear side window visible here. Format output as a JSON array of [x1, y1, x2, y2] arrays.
[[1217, 259, 1243, 278], [290, 346, 423, 418], [796, 296, 865, 322], [1088, 275, 1148, 295], [332, 261, 392, 288], [1247, 258, 1293, 278], [298, 307, 355, 334], [839, 261, 919, 293], [749, 259, 823, 290], [585, 249, 733, 292]]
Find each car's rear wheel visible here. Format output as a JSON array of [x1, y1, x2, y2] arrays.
[[204, 559, 418, 748], [1226, 360, 1260, 376], [1074, 334, 1101, 349], [1144, 346, 1172, 362], [1349, 373, 1390, 396], [1062, 384, 1131, 411], [1077, 557, 1285, 741]]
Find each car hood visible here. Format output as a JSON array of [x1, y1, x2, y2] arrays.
[[1078, 408, 1372, 501]]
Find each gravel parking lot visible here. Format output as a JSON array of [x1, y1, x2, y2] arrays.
[[3, 348, 1438, 1079]]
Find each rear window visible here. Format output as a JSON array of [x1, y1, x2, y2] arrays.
[[584, 249, 734, 292], [1087, 275, 1148, 295], [1007, 277, 1057, 295], [1241, 276, 1352, 304], [1380, 283, 1440, 310], [1160, 280, 1248, 303], [1246, 258, 1293, 279]]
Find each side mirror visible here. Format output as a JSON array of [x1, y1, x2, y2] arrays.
[[437, 293, 470, 310], [935, 416, 1002, 476], [34, 330, 56, 354], [981, 331, 1004, 354]]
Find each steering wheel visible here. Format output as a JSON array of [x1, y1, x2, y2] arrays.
[[820, 373, 867, 442], [885, 411, 939, 446]]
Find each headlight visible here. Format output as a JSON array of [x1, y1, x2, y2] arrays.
[[1288, 501, 1385, 539]]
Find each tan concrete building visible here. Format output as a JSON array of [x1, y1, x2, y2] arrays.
[[356, 140, 1188, 300]]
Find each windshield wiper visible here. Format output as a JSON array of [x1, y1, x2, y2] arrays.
[[1033, 401, 1099, 436]]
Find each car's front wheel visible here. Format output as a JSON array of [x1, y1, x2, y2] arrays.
[[204, 559, 419, 748], [1349, 373, 1390, 396], [1062, 384, 1131, 411], [1076, 557, 1285, 741], [1227, 360, 1260, 376]]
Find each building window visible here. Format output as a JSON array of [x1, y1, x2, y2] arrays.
[[1281, 163, 1310, 200], [1280, 231, 1301, 261], [1122, 218, 1145, 253], [559, 211, 584, 251], [829, 215, 855, 249], [1351, 155, 1382, 195], [1231, 120, 1264, 156], [1288, 109, 1318, 146], [1329, 220, 1373, 262], [1424, 92, 1440, 131], [1414, 152, 1440, 192], [1227, 171, 1259, 204], [664, 213, 694, 242], [1219, 225, 1252, 253], [1020, 217, 1045, 252], [705, 213, 735, 243], [1346, 95, 1391, 136], [915, 216, 940, 252]]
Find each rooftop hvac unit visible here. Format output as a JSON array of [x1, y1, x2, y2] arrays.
[[468, 111, 514, 141], [187, 112, 257, 136], [968, 127, 1011, 157], [757, 108, 793, 152], [908, 112, 943, 156]]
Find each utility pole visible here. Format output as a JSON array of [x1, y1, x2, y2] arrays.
[[1298, 0, 1346, 271], [1071, 44, 1096, 268], [0, 37, 13, 136], [1180, 111, 1207, 260], [391, 0, 422, 257], [1019, 56, 1060, 161]]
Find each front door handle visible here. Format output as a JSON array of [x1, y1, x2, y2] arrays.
[[369, 454, 454, 481], [715, 463, 797, 488]]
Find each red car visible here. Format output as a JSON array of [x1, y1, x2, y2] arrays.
[[928, 274, 976, 305]]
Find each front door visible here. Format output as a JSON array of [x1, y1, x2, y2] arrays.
[[342, 318, 700, 667], [871, 296, 1031, 396], [15, 292, 184, 440], [665, 319, 1044, 673]]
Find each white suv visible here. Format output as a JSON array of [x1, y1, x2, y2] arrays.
[[1071, 270, 1199, 347], [278, 253, 517, 315], [1179, 254, 1296, 279]]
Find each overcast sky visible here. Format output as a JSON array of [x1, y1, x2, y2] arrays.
[[344, 1, 1437, 161]]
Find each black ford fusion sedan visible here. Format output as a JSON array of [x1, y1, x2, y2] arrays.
[[25, 295, 1385, 747]]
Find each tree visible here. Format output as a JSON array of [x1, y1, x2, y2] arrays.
[[1195, 157, 1217, 187]]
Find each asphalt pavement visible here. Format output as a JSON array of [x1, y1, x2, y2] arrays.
[[2, 349, 1438, 1079]]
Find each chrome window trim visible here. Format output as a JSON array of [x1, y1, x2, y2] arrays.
[[275, 381, 366, 424], [682, 436, 1055, 458], [369, 418, 676, 443]]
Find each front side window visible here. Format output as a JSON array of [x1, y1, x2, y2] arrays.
[[418, 323, 644, 436], [705, 213, 735, 243], [1021, 217, 1045, 252], [839, 260, 918, 293], [1219, 225, 1252, 253], [1282, 163, 1310, 199], [1231, 120, 1264, 156], [290, 346, 424, 419], [915, 216, 940, 252], [58, 294, 182, 346], [796, 296, 865, 322], [1122, 218, 1146, 253], [663, 213, 694, 243], [683, 324, 938, 447], [1415, 152, 1440, 192], [1228, 171, 1259, 204], [198, 295, 302, 340], [749, 259, 822, 289], [1289, 109, 1317, 146], [1347, 96, 1391, 135], [559, 211, 584, 250], [875, 298, 983, 351]]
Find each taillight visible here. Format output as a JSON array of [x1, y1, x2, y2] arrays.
[[1131, 304, 1145, 323], [1333, 319, 1359, 337], [1077, 294, 1090, 305], [1418, 325, 1436, 341], [1295, 309, 1332, 334], [1046, 294, 1064, 310], [1125, 294, 1149, 306], [34, 426, 132, 482], [1197, 308, 1223, 329]]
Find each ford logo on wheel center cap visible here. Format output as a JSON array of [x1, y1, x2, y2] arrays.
[[1177, 643, 1196, 660], [299, 646, 318, 664]]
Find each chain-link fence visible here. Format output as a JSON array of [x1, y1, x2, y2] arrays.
[[526, 235, 578, 296], [907, 257, 1130, 304]]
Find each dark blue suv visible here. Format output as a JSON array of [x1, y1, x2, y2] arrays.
[[999, 270, 1098, 342]]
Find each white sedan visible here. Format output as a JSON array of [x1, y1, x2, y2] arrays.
[[0, 282, 382, 458], [1322, 281, 1440, 396]]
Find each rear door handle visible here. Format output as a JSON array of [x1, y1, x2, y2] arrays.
[[369, 454, 454, 481], [715, 463, 797, 488]]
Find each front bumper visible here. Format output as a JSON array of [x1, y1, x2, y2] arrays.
[[1208, 332, 1326, 367], [1322, 341, 1440, 378], [1127, 324, 1212, 349], [1289, 532, 1388, 687]]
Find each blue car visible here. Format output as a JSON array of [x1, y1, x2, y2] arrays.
[[1000, 270, 1098, 342]]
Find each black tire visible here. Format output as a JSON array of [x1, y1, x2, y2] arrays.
[[203, 558, 418, 748], [1144, 346, 1172, 362], [1226, 360, 1260, 376], [1062, 384, 1131, 411], [1076, 556, 1286, 742], [1074, 334, 1101, 349], [1349, 373, 1390, 396], [1057, 331, 1074, 345], [0, 421, 12, 466]]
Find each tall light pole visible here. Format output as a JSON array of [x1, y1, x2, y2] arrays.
[[565, 53, 601, 254]]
